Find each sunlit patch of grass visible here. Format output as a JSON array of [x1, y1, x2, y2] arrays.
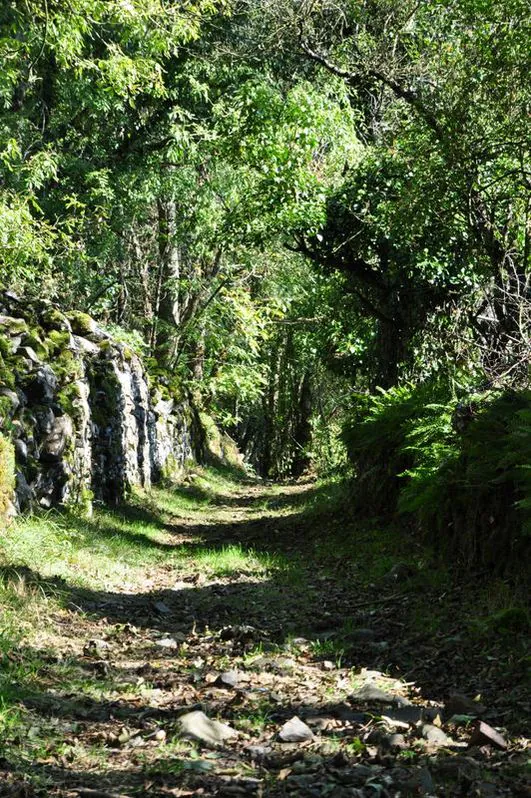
[[345, 736, 366, 755], [232, 697, 275, 734], [1, 511, 171, 591], [190, 544, 281, 578], [243, 641, 283, 665], [0, 697, 25, 744], [310, 638, 345, 667], [150, 483, 213, 517]]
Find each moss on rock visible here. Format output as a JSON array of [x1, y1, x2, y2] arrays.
[[67, 311, 97, 337], [46, 329, 71, 356], [0, 350, 16, 389], [41, 308, 71, 331], [0, 315, 28, 336], [0, 433, 15, 520], [22, 332, 49, 360]]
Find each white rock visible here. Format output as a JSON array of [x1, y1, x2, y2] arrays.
[[279, 716, 314, 743], [179, 711, 237, 747], [421, 723, 450, 746], [156, 637, 178, 649]]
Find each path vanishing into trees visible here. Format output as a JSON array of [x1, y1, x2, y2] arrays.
[[1, 471, 528, 797]]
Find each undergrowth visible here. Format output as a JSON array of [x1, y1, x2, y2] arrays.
[[343, 380, 531, 580]]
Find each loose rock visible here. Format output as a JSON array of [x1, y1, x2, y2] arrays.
[[218, 670, 242, 688], [350, 684, 411, 706], [445, 692, 486, 718], [279, 716, 314, 743], [156, 637, 178, 649], [421, 723, 450, 746], [469, 720, 507, 750], [179, 711, 237, 747]]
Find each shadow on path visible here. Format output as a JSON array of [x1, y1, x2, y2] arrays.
[[0, 477, 528, 797]]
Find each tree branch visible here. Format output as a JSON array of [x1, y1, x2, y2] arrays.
[[299, 35, 444, 139]]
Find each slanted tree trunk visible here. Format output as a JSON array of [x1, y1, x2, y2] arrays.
[[291, 371, 312, 477], [155, 196, 180, 365], [191, 325, 206, 381]]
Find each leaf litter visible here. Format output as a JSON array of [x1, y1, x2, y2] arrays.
[[0, 478, 528, 797]]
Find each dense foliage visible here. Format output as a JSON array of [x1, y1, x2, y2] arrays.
[[343, 382, 531, 576], [1, 0, 530, 570]]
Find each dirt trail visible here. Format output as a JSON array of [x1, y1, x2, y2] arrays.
[[1, 477, 529, 797]]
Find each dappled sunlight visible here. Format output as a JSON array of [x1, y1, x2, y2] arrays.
[[0, 470, 528, 796]]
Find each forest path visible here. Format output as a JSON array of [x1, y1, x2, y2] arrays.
[[1, 470, 528, 797]]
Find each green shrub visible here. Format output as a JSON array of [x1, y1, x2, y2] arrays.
[[342, 382, 449, 515], [343, 382, 531, 577]]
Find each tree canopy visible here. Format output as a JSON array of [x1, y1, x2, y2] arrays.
[[1, 0, 530, 475]]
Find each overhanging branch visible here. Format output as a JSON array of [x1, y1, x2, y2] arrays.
[[299, 35, 444, 139]]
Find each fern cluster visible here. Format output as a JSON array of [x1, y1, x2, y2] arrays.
[[343, 383, 531, 576]]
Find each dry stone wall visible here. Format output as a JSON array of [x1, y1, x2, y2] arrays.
[[0, 291, 201, 516]]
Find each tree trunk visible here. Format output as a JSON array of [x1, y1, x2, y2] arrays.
[[155, 196, 180, 365], [291, 371, 312, 477], [371, 317, 404, 390]]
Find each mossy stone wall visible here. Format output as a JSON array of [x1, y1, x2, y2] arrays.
[[0, 290, 200, 514]]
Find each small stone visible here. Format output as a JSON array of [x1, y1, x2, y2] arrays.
[[350, 685, 411, 706], [279, 716, 314, 743], [179, 710, 236, 747], [468, 720, 507, 750], [128, 735, 144, 748], [273, 657, 296, 672], [421, 723, 450, 746], [385, 733, 407, 751], [246, 744, 271, 758], [156, 637, 178, 649], [381, 714, 410, 730], [154, 729, 166, 741], [40, 415, 74, 462], [290, 637, 310, 648], [218, 670, 241, 688], [3, 290, 22, 303], [7, 335, 22, 353], [73, 335, 100, 355], [83, 638, 110, 657], [0, 314, 27, 334], [20, 346, 41, 364], [220, 624, 257, 642]]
